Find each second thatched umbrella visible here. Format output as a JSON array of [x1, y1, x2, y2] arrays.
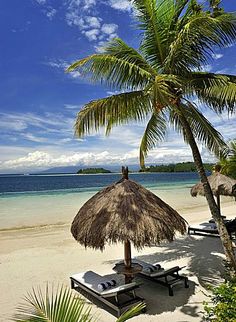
[[71, 167, 187, 282], [191, 170, 236, 215]]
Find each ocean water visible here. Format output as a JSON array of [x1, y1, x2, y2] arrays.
[[0, 172, 203, 230]]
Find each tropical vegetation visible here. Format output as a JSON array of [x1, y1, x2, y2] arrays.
[[140, 162, 214, 172], [218, 140, 236, 179], [204, 280, 236, 322], [77, 167, 111, 174], [12, 285, 145, 322], [68, 0, 236, 275]]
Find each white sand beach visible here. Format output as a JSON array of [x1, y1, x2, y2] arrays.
[[0, 198, 235, 322]]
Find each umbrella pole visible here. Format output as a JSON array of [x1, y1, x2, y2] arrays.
[[124, 239, 132, 283], [216, 193, 221, 216]]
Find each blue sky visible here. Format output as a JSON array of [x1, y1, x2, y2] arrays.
[[0, 0, 236, 173]]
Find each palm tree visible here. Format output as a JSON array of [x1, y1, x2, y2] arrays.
[[218, 140, 236, 179], [67, 0, 236, 275], [12, 285, 145, 322]]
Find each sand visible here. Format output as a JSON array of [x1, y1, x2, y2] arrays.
[[0, 199, 235, 322]]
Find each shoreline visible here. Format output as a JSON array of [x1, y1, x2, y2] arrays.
[[0, 194, 234, 232], [0, 197, 235, 234]]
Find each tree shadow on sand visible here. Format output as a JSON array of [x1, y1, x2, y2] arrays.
[[103, 235, 228, 320], [137, 236, 226, 287]]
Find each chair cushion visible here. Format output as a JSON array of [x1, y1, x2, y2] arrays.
[[71, 271, 137, 296], [131, 259, 180, 277], [189, 222, 217, 231], [147, 266, 180, 278], [132, 259, 161, 273]]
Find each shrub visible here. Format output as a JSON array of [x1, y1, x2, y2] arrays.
[[204, 281, 236, 322]]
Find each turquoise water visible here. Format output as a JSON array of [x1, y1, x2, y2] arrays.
[[0, 173, 202, 230]]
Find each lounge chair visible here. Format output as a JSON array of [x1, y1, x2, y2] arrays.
[[70, 271, 145, 317], [188, 218, 236, 239], [114, 260, 189, 296]]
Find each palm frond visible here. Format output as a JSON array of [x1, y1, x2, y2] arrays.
[[219, 139, 236, 178], [75, 91, 152, 137], [133, 0, 175, 67], [186, 72, 236, 113], [150, 75, 176, 107], [67, 39, 154, 90], [139, 111, 167, 168], [164, 10, 236, 74], [228, 140, 236, 155], [169, 0, 189, 30], [171, 101, 227, 158], [116, 303, 146, 322], [12, 285, 93, 322], [103, 38, 157, 76]]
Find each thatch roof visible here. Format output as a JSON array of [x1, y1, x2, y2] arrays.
[[71, 174, 187, 250], [191, 172, 236, 197]]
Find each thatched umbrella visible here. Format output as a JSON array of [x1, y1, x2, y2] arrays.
[[191, 170, 236, 215], [71, 167, 187, 282]]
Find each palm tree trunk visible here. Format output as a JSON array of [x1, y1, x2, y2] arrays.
[[179, 111, 236, 277]]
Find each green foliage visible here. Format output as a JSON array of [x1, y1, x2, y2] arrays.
[[12, 285, 93, 322], [218, 140, 236, 179], [12, 285, 146, 322], [74, 91, 152, 138], [77, 168, 111, 174], [139, 162, 213, 173], [116, 303, 146, 322], [204, 281, 236, 322]]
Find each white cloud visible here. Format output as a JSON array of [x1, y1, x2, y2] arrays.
[[94, 41, 108, 53], [47, 60, 68, 69], [35, 0, 46, 4], [33, 0, 57, 20], [212, 53, 223, 60], [0, 118, 28, 132], [202, 64, 213, 72], [82, 28, 100, 41], [101, 23, 118, 35], [102, 126, 143, 147], [46, 8, 57, 19], [2, 151, 51, 169], [66, 11, 84, 27], [0, 146, 34, 162], [65, 0, 98, 27], [0, 112, 72, 129], [106, 90, 123, 95], [0, 150, 137, 172], [47, 59, 81, 78], [0, 141, 213, 173], [85, 16, 101, 29], [22, 133, 49, 143], [64, 104, 81, 109], [107, 0, 132, 11], [2, 108, 235, 173], [70, 70, 81, 78], [65, 1, 119, 48], [0, 112, 75, 143]]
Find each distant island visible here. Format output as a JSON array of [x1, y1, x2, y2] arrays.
[[77, 168, 112, 174], [139, 162, 214, 173]]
